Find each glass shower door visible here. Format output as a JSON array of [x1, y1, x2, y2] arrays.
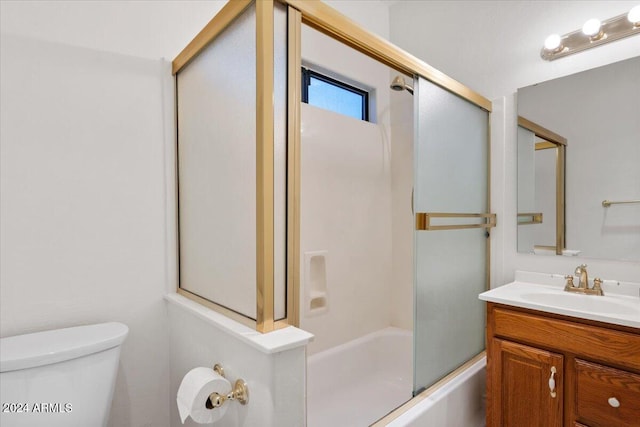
[[413, 76, 493, 393]]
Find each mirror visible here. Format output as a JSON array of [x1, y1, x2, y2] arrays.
[[517, 56, 640, 261], [517, 116, 566, 255]]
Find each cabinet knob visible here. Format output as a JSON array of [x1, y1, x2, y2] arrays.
[[608, 397, 620, 408]]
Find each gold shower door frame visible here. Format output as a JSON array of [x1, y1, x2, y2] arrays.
[[172, 0, 492, 337]]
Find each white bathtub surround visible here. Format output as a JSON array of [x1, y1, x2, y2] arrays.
[[390, 82, 415, 331], [304, 250, 330, 316], [383, 356, 486, 427], [300, 102, 393, 355], [300, 24, 399, 355], [307, 327, 413, 427], [165, 294, 312, 427]]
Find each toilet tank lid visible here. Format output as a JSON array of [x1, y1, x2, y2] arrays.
[[0, 322, 129, 373]]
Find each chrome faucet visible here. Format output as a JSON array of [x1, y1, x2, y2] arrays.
[[564, 264, 604, 295]]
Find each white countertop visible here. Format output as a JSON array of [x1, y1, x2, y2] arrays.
[[479, 271, 640, 329]]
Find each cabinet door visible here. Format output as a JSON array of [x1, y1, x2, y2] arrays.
[[490, 338, 563, 427]]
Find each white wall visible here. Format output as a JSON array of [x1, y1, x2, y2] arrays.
[[0, 2, 226, 427], [0, 33, 170, 427], [389, 1, 640, 101], [0, 0, 225, 61], [325, 0, 390, 40], [389, 0, 640, 285]]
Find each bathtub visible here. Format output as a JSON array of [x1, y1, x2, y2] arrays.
[[382, 355, 486, 427], [307, 327, 413, 427], [306, 327, 486, 427]]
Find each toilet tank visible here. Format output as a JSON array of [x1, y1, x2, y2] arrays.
[[0, 322, 128, 427]]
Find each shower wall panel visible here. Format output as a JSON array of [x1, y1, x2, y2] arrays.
[[300, 104, 392, 355], [299, 25, 397, 355], [390, 80, 415, 331]]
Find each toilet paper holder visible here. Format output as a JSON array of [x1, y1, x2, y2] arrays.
[[205, 364, 249, 409]]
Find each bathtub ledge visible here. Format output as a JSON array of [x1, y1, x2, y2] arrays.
[[165, 293, 314, 354]]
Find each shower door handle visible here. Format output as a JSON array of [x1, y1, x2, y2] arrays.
[[415, 212, 497, 231]]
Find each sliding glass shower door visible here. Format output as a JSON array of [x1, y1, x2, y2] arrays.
[[413, 76, 493, 393]]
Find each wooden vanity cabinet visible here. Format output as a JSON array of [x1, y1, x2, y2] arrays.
[[486, 302, 640, 427], [492, 339, 564, 426]]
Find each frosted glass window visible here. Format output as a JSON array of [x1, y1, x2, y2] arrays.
[[302, 68, 369, 121]]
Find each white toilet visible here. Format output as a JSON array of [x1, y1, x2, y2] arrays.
[[0, 322, 128, 427]]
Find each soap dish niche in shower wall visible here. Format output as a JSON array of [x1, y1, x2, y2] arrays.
[[304, 250, 329, 317], [309, 291, 327, 311]]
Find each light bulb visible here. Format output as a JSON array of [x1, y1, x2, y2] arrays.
[[628, 5, 640, 25], [582, 18, 602, 36], [544, 34, 562, 50]]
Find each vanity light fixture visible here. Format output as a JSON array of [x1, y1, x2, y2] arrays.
[[582, 18, 604, 40], [630, 5, 640, 26], [543, 34, 562, 52], [541, 6, 640, 61]]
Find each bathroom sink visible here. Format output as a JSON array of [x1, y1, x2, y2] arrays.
[[520, 292, 637, 316], [479, 274, 640, 329]]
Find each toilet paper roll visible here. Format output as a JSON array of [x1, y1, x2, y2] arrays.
[[177, 367, 231, 424]]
